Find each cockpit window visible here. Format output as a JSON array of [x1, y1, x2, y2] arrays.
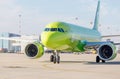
[[51, 28, 57, 31], [44, 28, 64, 32], [44, 28, 50, 31], [58, 28, 64, 32]]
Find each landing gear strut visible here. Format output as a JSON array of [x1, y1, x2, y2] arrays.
[[50, 51, 60, 64], [96, 56, 106, 63]]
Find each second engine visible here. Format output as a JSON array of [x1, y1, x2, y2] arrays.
[[25, 42, 44, 59], [97, 43, 117, 61]]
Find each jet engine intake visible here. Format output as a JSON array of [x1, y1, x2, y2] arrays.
[[98, 43, 117, 61], [25, 42, 44, 58]]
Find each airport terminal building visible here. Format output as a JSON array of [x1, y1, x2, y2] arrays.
[[0, 32, 40, 53], [0, 32, 21, 53]]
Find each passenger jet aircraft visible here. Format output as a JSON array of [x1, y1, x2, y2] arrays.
[[1, 0, 120, 64]]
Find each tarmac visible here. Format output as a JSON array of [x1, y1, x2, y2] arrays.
[[0, 53, 120, 79]]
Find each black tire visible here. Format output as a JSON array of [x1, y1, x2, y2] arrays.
[[53, 56, 56, 64], [102, 60, 106, 63], [50, 55, 54, 62], [96, 56, 100, 63], [57, 56, 60, 64]]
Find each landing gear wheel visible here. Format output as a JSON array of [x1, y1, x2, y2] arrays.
[[52, 50, 60, 64], [96, 56, 100, 63], [57, 56, 60, 64], [53, 56, 56, 64], [102, 60, 105, 63], [50, 55, 54, 62]]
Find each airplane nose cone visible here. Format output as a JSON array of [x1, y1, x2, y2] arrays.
[[41, 32, 70, 49], [43, 33, 57, 46]]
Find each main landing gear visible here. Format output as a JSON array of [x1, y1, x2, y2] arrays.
[[50, 51, 106, 64], [50, 51, 60, 64], [96, 56, 105, 63]]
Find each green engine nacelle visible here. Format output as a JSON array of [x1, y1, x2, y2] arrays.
[[25, 42, 44, 59], [98, 42, 117, 61]]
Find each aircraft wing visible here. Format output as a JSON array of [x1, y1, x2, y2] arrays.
[[84, 41, 120, 49], [101, 35, 120, 45], [0, 37, 38, 43], [84, 42, 107, 49], [102, 35, 120, 38]]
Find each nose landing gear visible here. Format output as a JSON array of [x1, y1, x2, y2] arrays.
[[50, 51, 60, 64]]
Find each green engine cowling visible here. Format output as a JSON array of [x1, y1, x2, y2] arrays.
[[25, 42, 44, 59], [98, 42, 117, 61]]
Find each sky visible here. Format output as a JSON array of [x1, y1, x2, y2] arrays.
[[0, 0, 120, 36]]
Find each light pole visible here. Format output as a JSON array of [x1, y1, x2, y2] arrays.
[[19, 14, 22, 35], [18, 14, 22, 53], [1, 34, 3, 49]]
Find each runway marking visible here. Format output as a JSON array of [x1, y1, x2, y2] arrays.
[[42, 63, 94, 73], [41, 63, 120, 75], [3, 66, 27, 69], [43, 64, 84, 72]]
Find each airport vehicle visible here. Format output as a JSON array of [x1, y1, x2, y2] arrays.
[[1, 0, 120, 64]]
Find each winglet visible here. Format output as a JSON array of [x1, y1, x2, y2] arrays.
[[93, 0, 100, 30]]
